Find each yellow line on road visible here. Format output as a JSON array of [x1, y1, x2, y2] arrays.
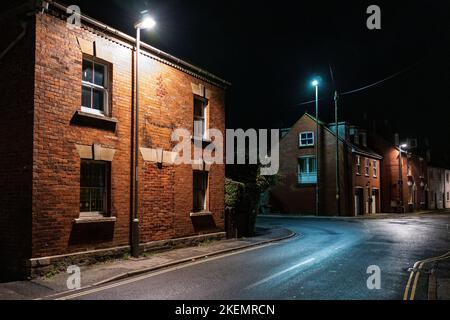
[[404, 251, 450, 300]]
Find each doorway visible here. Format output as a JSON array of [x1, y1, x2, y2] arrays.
[[354, 188, 364, 216], [371, 189, 379, 214]]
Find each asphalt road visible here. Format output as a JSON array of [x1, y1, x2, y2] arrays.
[[62, 215, 450, 300]]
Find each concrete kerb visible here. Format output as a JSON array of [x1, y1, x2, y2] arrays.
[[41, 228, 296, 300]]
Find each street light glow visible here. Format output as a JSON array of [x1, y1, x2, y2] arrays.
[[400, 144, 408, 149], [312, 80, 319, 87], [135, 16, 156, 29]]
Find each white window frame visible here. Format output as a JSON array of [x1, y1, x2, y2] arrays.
[[365, 158, 370, 177], [81, 58, 109, 116], [373, 160, 378, 178], [79, 160, 110, 218], [299, 132, 314, 147], [298, 156, 317, 184], [356, 156, 361, 175], [193, 96, 208, 140]]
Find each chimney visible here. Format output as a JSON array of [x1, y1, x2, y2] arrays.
[[360, 131, 368, 147]]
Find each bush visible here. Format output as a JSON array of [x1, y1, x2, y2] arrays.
[[225, 165, 280, 237]]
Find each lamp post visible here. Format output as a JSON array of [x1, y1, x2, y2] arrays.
[[132, 16, 156, 258], [398, 143, 408, 214], [312, 80, 320, 216], [334, 90, 340, 216]]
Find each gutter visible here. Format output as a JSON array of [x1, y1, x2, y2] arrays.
[[45, 1, 231, 88]]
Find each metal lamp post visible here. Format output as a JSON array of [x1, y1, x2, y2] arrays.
[[132, 16, 156, 258], [312, 80, 320, 216]]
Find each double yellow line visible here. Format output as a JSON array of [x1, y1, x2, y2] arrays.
[[403, 251, 450, 300]]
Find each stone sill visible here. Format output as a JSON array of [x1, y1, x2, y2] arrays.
[[71, 110, 118, 132], [191, 136, 213, 146], [190, 211, 213, 217], [74, 216, 117, 224]]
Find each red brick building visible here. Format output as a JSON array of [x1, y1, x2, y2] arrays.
[[370, 134, 427, 213], [271, 113, 382, 216], [0, 2, 228, 279]]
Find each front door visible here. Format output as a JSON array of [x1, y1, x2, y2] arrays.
[[372, 189, 379, 214], [354, 188, 364, 216]]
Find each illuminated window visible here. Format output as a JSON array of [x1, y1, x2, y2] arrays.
[[298, 156, 317, 184]]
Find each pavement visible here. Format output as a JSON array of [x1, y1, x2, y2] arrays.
[[0, 227, 294, 300]]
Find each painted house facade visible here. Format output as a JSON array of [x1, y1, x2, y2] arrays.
[[427, 166, 446, 210], [0, 2, 228, 279], [271, 113, 382, 216]]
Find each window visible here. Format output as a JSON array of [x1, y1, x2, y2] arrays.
[[298, 156, 317, 184], [194, 96, 207, 139], [299, 132, 314, 147], [80, 161, 110, 215], [447, 173, 449, 183], [373, 160, 378, 178], [193, 171, 208, 212], [82, 58, 109, 115], [356, 156, 361, 175], [365, 158, 370, 176], [447, 192, 449, 201]]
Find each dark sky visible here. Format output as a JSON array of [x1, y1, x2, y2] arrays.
[[60, 1, 450, 160]]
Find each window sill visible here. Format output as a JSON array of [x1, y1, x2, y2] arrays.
[[190, 211, 213, 217], [74, 216, 117, 224], [71, 110, 118, 132], [191, 136, 212, 144]]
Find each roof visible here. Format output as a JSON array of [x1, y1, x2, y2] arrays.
[[294, 113, 383, 160], [45, 1, 230, 89]]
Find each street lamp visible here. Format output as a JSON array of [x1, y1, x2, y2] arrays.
[[398, 143, 408, 213], [312, 79, 320, 216], [132, 15, 156, 258]]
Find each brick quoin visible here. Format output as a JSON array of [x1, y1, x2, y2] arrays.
[[0, 7, 227, 279]]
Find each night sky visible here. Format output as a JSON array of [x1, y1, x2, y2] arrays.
[[58, 1, 450, 161]]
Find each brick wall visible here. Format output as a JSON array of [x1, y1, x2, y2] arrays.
[[0, 13, 35, 280], [271, 114, 349, 215], [27, 12, 225, 263]]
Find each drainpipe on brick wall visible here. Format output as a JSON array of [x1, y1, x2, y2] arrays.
[[0, 21, 27, 62]]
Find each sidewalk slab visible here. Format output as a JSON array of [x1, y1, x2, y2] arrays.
[[0, 227, 294, 300]]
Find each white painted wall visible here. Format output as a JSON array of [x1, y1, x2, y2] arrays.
[[427, 167, 445, 210]]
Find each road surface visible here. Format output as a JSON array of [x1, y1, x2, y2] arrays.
[[58, 215, 450, 300]]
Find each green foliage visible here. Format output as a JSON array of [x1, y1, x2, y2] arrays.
[[225, 178, 245, 208], [225, 164, 281, 236]]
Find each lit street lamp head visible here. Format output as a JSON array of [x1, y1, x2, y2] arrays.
[[135, 16, 156, 29], [312, 80, 319, 87]]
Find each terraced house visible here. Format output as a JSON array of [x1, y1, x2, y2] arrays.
[[271, 113, 382, 216], [0, 1, 228, 279]]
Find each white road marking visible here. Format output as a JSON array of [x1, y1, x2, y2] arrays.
[[245, 258, 316, 290]]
